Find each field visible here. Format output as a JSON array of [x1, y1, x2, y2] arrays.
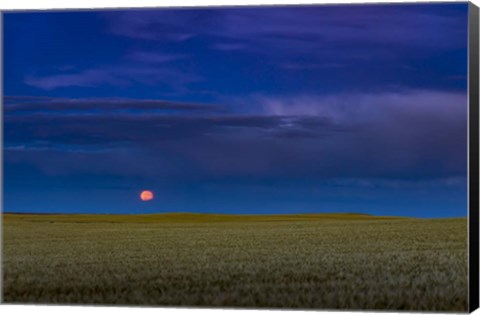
[[2, 213, 468, 311]]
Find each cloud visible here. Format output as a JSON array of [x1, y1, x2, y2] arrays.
[[3, 95, 58, 102], [18, 5, 467, 95], [253, 90, 467, 176], [4, 109, 340, 178], [96, 5, 468, 96], [255, 90, 467, 123], [4, 89, 467, 182], [219, 6, 466, 47], [24, 65, 202, 91], [325, 176, 466, 189], [103, 9, 200, 42], [126, 51, 189, 63], [4, 111, 337, 145], [4, 96, 225, 113], [24, 69, 128, 90], [281, 62, 345, 70], [209, 43, 246, 51], [102, 5, 467, 57]]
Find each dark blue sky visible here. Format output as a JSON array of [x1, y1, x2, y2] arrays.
[[3, 3, 469, 217]]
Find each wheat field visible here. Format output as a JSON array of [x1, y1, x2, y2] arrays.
[[2, 213, 468, 311]]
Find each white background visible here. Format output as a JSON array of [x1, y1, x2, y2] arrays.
[[0, 0, 479, 315]]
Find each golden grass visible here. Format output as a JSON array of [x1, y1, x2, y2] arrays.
[[3, 212, 405, 223], [2, 213, 468, 311]]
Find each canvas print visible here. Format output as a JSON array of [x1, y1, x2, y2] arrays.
[[2, 2, 475, 312]]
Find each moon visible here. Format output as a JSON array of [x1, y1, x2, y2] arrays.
[[140, 190, 154, 201]]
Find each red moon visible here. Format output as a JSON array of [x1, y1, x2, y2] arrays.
[[140, 190, 154, 201]]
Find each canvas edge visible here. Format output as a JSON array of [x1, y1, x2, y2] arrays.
[[469, 1, 480, 313]]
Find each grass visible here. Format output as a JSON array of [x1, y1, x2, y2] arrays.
[[2, 213, 468, 311]]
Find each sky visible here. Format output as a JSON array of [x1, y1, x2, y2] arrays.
[[3, 3, 469, 217]]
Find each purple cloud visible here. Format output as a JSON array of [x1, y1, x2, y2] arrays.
[[102, 5, 467, 58], [3, 96, 224, 113], [24, 69, 128, 90], [281, 62, 345, 70], [127, 51, 189, 63], [209, 43, 246, 51], [4, 89, 467, 182], [24, 65, 202, 91], [103, 10, 199, 42]]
